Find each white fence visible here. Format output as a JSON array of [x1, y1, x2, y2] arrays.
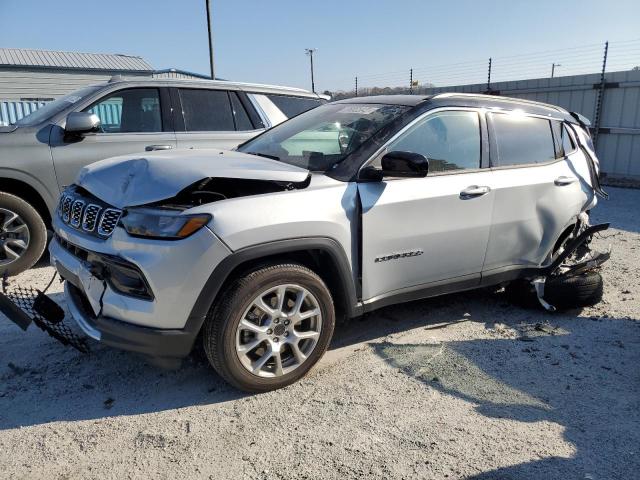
[[424, 69, 640, 179]]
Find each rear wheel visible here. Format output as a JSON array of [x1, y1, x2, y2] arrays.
[[0, 192, 47, 276], [506, 272, 604, 310], [203, 263, 335, 392], [544, 272, 603, 309]]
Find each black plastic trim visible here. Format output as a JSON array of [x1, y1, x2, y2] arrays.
[[362, 275, 480, 313], [66, 284, 194, 363], [186, 237, 362, 334]]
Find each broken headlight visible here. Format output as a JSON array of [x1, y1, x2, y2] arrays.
[[121, 208, 211, 240]]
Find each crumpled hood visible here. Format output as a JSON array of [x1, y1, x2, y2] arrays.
[[76, 149, 310, 208]]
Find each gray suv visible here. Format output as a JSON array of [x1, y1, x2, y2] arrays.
[[43, 93, 608, 392], [0, 77, 327, 275]]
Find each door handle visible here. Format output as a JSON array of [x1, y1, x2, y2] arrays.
[[554, 176, 578, 186], [145, 144, 173, 152], [460, 185, 491, 199]]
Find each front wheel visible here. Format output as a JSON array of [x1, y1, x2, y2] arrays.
[[0, 192, 47, 276], [203, 263, 335, 392]]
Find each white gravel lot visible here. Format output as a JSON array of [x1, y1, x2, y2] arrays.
[[0, 186, 638, 480]]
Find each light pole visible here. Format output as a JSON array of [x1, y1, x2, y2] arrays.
[[305, 48, 316, 93], [551, 62, 561, 78], [206, 0, 215, 79]]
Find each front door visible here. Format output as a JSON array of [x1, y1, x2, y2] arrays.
[[50, 87, 176, 189], [359, 109, 494, 302]]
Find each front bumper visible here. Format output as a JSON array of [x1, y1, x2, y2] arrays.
[[49, 217, 232, 361], [64, 281, 195, 366]]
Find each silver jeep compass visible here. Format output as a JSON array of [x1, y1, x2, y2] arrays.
[[43, 93, 608, 392]]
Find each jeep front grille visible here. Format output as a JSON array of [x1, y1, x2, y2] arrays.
[[97, 209, 122, 236], [82, 204, 102, 231], [57, 189, 122, 239]]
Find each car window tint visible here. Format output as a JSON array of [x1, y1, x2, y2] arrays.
[[561, 124, 575, 155], [230, 92, 254, 131], [266, 95, 325, 118], [85, 88, 161, 133], [551, 121, 564, 158], [386, 110, 481, 173], [179, 89, 235, 131], [492, 113, 555, 166]]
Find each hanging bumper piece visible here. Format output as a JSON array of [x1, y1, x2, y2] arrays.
[[0, 274, 90, 353]]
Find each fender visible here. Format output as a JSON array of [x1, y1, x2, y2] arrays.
[[0, 167, 59, 213], [184, 237, 362, 335]]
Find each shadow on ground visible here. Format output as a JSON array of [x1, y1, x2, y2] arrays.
[[374, 310, 640, 479], [1, 288, 517, 430]]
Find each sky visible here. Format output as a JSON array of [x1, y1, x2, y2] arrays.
[[1, 0, 640, 92]]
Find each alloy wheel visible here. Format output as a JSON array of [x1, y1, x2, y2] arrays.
[[0, 208, 30, 267], [235, 284, 322, 378]]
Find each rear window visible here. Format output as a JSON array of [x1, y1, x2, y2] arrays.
[[179, 89, 235, 132], [266, 95, 325, 118], [491, 113, 555, 166]]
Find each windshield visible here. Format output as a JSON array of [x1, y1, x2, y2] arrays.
[[13, 86, 102, 127], [238, 103, 410, 171]]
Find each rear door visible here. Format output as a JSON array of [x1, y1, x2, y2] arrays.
[[482, 112, 589, 277], [50, 87, 176, 189], [359, 109, 495, 302], [173, 88, 263, 150]]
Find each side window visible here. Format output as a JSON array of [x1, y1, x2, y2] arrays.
[[85, 88, 162, 133], [265, 94, 325, 118], [230, 92, 254, 131], [561, 124, 576, 155], [178, 89, 235, 132], [385, 110, 481, 173], [492, 113, 555, 166]]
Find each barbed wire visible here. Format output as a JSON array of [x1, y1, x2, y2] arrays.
[[335, 39, 640, 92]]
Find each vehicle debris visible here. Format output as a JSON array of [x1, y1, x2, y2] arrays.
[[0, 272, 89, 353]]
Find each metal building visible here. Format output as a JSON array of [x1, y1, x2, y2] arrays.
[[0, 48, 208, 125]]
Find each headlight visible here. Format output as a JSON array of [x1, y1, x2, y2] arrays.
[[121, 208, 211, 240]]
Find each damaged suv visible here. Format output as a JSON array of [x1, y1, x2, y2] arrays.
[[40, 93, 608, 391]]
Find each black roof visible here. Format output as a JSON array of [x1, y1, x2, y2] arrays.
[[336, 93, 574, 121], [335, 95, 430, 106]]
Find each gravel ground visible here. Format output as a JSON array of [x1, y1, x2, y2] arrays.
[[1, 186, 638, 480]]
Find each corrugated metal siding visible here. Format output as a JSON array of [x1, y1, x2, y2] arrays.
[[0, 100, 47, 125], [0, 48, 153, 72], [0, 69, 149, 100], [425, 69, 640, 179]]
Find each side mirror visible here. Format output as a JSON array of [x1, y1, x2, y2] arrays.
[[381, 151, 429, 178], [65, 112, 101, 134]]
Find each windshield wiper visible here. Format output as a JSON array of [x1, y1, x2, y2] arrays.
[[246, 151, 280, 161]]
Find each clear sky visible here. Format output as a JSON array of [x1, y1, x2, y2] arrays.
[[2, 0, 640, 92]]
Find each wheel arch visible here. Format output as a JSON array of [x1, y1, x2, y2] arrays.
[[0, 177, 53, 228], [186, 237, 362, 337]]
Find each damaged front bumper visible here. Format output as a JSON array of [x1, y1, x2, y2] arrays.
[[0, 217, 233, 365]]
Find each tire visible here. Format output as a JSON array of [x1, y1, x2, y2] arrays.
[[203, 263, 335, 392], [505, 272, 604, 310], [0, 192, 47, 277], [544, 272, 603, 310]]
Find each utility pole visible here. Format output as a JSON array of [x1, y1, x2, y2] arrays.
[[551, 63, 561, 78], [409, 68, 413, 94], [305, 48, 316, 93], [487, 57, 492, 92], [206, 0, 215, 79], [355, 76, 358, 97]]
